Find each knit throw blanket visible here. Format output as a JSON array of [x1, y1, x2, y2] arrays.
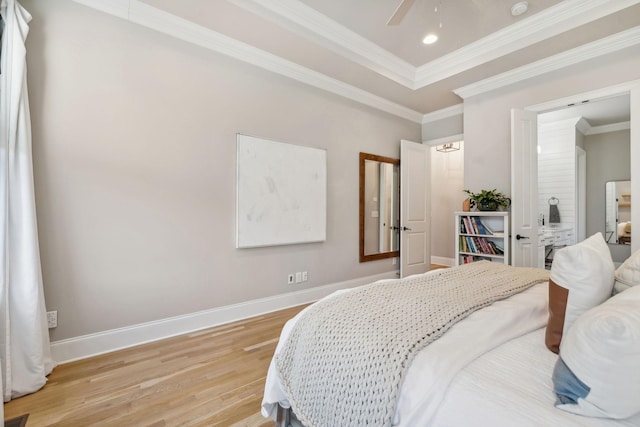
[[275, 261, 549, 427]]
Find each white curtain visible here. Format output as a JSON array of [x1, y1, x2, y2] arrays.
[[0, 0, 55, 402]]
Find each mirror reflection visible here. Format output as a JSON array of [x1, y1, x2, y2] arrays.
[[605, 180, 631, 245], [359, 153, 400, 262]]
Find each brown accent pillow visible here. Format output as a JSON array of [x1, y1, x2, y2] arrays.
[[544, 233, 615, 354], [545, 278, 569, 354]]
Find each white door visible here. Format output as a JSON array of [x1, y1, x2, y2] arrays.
[[576, 147, 586, 243], [400, 140, 430, 277], [511, 109, 539, 267], [631, 85, 639, 254]]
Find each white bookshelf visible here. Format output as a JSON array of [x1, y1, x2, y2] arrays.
[[455, 212, 509, 266]]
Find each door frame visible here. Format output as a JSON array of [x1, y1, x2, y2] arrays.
[[519, 79, 640, 254]]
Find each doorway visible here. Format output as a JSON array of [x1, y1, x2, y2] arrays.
[[427, 137, 464, 267], [511, 81, 639, 267]]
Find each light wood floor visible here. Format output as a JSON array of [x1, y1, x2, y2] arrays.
[[4, 265, 447, 427], [3, 304, 309, 427]]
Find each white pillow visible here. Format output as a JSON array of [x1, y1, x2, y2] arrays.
[[614, 249, 640, 294], [545, 232, 615, 353], [553, 285, 640, 419]]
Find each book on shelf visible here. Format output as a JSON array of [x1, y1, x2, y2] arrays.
[[461, 217, 472, 234], [463, 217, 474, 234], [461, 255, 497, 264], [474, 218, 493, 235], [460, 236, 504, 256], [459, 236, 466, 252], [459, 215, 494, 235], [470, 217, 479, 234], [465, 236, 476, 252], [478, 238, 491, 254], [489, 241, 504, 255]]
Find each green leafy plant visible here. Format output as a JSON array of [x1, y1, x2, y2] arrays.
[[463, 189, 511, 211]]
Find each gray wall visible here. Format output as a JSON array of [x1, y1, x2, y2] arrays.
[[585, 130, 632, 263], [422, 114, 463, 141], [24, 0, 421, 341]]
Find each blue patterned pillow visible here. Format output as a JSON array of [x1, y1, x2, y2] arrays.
[[552, 357, 589, 405]]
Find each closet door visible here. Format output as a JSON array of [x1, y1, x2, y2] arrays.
[[400, 140, 430, 277]]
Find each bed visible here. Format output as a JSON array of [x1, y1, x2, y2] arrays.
[[261, 234, 640, 427], [618, 222, 631, 245]]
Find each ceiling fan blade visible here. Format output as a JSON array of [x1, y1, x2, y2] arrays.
[[387, 0, 417, 25]]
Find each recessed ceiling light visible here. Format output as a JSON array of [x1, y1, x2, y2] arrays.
[[511, 1, 528, 16], [422, 34, 438, 45]]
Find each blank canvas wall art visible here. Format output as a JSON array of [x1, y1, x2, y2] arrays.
[[236, 134, 327, 248]]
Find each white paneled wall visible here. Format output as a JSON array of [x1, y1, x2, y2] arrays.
[[538, 118, 581, 244]]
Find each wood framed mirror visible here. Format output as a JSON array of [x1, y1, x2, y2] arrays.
[[359, 152, 400, 262]]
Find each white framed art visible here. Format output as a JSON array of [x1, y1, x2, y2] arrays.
[[236, 134, 327, 248]]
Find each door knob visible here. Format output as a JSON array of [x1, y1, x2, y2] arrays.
[[401, 226, 412, 231], [516, 234, 530, 240]]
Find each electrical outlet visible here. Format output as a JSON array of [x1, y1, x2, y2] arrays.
[[287, 274, 295, 284], [295, 272, 302, 283], [392, 257, 397, 265], [47, 310, 57, 329], [302, 271, 308, 281]]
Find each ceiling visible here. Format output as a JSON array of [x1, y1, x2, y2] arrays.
[[539, 94, 630, 128], [88, 0, 640, 119]]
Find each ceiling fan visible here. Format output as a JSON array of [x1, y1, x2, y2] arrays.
[[388, 0, 529, 25], [387, 0, 417, 25]]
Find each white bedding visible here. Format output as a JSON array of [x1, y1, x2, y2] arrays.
[[261, 273, 640, 426], [432, 328, 640, 426]]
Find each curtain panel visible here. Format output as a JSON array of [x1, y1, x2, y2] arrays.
[[0, 0, 56, 401]]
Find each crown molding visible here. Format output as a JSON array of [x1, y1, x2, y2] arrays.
[[575, 117, 592, 135], [539, 115, 629, 136], [574, 117, 631, 135], [227, 0, 416, 88], [454, 27, 640, 99], [227, 0, 639, 90], [547, 117, 630, 135], [586, 121, 631, 135], [421, 104, 464, 124], [70, 0, 638, 123], [71, 0, 423, 123], [414, 0, 640, 89]]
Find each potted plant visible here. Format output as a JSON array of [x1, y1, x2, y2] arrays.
[[463, 189, 511, 211]]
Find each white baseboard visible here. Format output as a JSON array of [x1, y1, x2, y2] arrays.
[[50, 271, 396, 364], [431, 256, 455, 267]]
